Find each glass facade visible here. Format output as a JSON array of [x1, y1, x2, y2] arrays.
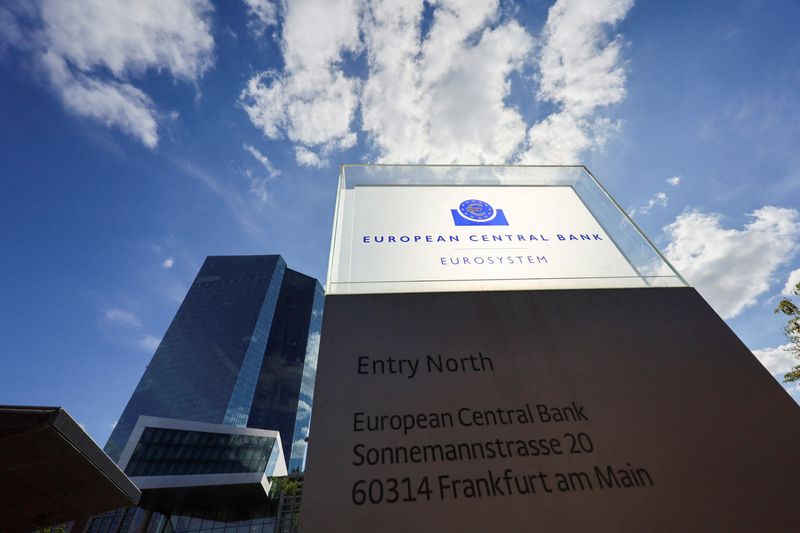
[[104, 256, 322, 472], [86, 506, 276, 533], [153, 510, 276, 533], [247, 270, 324, 472], [105, 256, 286, 462], [124, 427, 277, 478], [223, 263, 286, 427], [288, 282, 323, 473], [84, 506, 139, 533]]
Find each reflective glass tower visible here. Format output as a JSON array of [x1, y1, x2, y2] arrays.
[[104, 255, 323, 472], [247, 269, 323, 472]]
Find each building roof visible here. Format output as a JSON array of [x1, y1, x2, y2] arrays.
[[0, 406, 140, 532]]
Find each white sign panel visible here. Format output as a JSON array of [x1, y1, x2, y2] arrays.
[[330, 186, 640, 293]]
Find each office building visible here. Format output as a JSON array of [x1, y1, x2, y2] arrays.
[[87, 255, 322, 532], [246, 268, 322, 473], [106, 255, 322, 471]]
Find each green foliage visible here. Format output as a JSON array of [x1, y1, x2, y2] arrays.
[[774, 282, 800, 382], [269, 476, 303, 497]]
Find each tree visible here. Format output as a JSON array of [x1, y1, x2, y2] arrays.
[[269, 475, 302, 497], [775, 281, 800, 382], [33, 525, 68, 533]]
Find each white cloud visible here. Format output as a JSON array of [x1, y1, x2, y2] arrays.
[[40, 0, 214, 81], [41, 51, 160, 147], [358, 0, 426, 161], [2, 0, 215, 147], [663, 206, 800, 319], [110, 420, 117, 429], [752, 343, 796, 376], [240, 0, 362, 155], [104, 308, 142, 328], [536, 0, 633, 113], [294, 146, 326, 168], [522, 114, 619, 165], [162, 258, 175, 269], [242, 0, 633, 166], [782, 267, 800, 296], [666, 175, 681, 186], [630, 191, 667, 217], [244, 0, 278, 36], [361, 1, 533, 163], [139, 335, 161, 352], [519, 0, 633, 164]]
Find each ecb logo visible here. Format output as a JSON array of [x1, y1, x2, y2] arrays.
[[451, 199, 509, 226]]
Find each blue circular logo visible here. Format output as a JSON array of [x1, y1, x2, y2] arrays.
[[459, 199, 496, 222]]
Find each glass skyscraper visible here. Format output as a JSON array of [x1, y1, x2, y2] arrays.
[[247, 268, 323, 472], [105, 255, 323, 473]]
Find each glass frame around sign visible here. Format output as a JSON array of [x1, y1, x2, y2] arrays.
[[327, 164, 688, 295]]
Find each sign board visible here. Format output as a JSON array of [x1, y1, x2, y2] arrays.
[[327, 167, 687, 294], [326, 165, 686, 294], [342, 186, 636, 287], [305, 166, 794, 531], [301, 288, 800, 532]]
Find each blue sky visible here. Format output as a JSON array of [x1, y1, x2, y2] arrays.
[[1, 0, 799, 445]]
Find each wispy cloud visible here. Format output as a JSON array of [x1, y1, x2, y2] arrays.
[[138, 335, 161, 352], [243, 0, 278, 37], [171, 157, 262, 237], [666, 175, 681, 186], [3, 0, 215, 147], [161, 257, 175, 269], [629, 191, 667, 217], [243, 143, 280, 203], [0, 3, 30, 53], [41, 51, 160, 147], [103, 306, 163, 354], [244, 144, 280, 178], [104, 308, 142, 328]]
